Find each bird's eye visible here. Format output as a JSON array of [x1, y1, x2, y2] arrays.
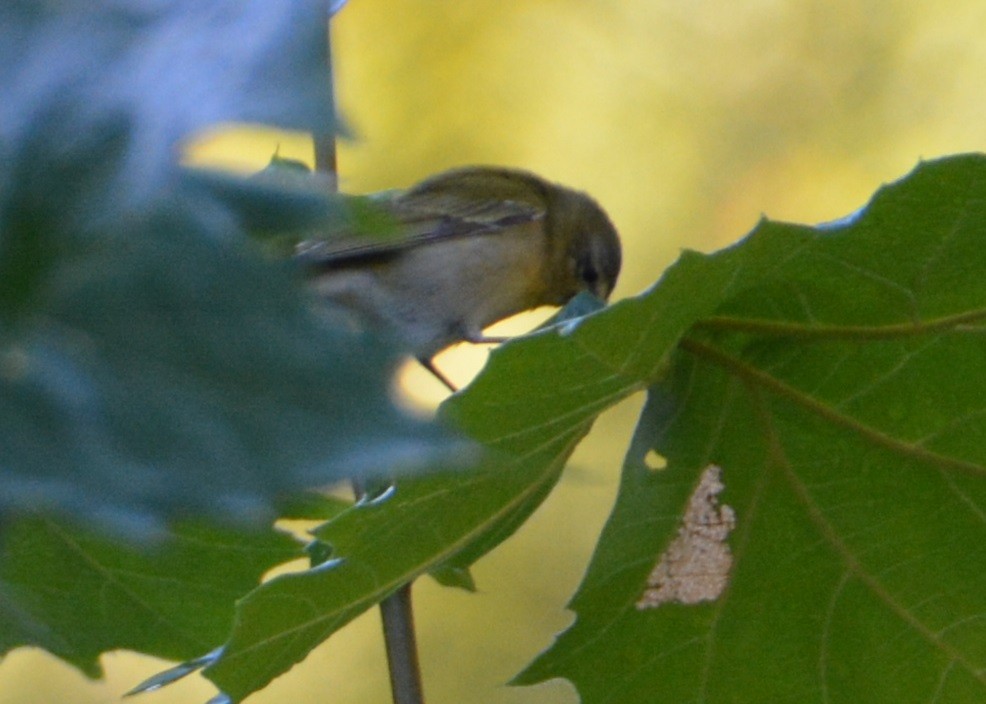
[[579, 259, 599, 286]]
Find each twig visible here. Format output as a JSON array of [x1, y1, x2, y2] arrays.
[[350, 484, 427, 704], [318, 6, 426, 703], [379, 584, 426, 704], [313, 22, 338, 187]]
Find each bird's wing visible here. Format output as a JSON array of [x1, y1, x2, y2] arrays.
[[296, 186, 545, 270]]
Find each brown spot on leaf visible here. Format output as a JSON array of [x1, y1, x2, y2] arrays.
[[636, 465, 735, 609]]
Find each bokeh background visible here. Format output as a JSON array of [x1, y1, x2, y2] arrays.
[[4, 1, 985, 702]]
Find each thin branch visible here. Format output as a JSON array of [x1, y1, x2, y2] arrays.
[[380, 584, 426, 704], [318, 10, 426, 700], [350, 484, 427, 704], [313, 2, 340, 189]]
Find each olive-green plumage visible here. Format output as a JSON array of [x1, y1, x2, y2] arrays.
[[296, 166, 622, 360]]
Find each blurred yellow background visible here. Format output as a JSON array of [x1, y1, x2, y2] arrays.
[[6, 1, 985, 702]]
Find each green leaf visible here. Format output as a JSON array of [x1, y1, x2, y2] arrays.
[[183, 164, 339, 242], [201, 293, 615, 701], [0, 188, 461, 530], [0, 3, 464, 532], [274, 491, 352, 522], [0, 0, 335, 230], [428, 564, 477, 592], [158, 155, 986, 702], [0, 517, 303, 676], [126, 648, 225, 697], [203, 377, 591, 700], [188, 159, 402, 253], [519, 153, 986, 702]]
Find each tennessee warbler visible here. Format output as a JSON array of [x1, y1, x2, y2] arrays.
[[296, 166, 621, 386]]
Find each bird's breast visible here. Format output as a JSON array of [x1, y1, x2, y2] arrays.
[[312, 221, 549, 357]]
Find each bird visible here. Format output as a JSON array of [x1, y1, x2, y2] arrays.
[[295, 166, 622, 389]]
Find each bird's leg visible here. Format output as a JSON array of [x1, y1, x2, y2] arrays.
[[416, 331, 513, 393], [416, 357, 458, 393]]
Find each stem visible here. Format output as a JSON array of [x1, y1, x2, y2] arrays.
[[350, 484, 427, 704], [313, 12, 338, 190], [380, 584, 426, 704], [320, 8, 425, 702]]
